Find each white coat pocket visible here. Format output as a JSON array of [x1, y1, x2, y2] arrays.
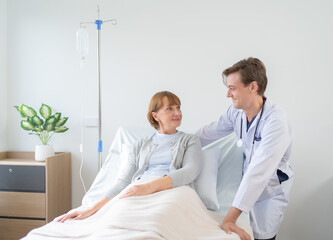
[[257, 171, 284, 202]]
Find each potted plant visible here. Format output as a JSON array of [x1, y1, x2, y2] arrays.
[[14, 103, 69, 161]]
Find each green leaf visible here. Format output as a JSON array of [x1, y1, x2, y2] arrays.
[[21, 120, 34, 131], [14, 105, 26, 117], [32, 116, 43, 126], [27, 117, 36, 126], [54, 126, 69, 133], [39, 104, 52, 120], [56, 117, 68, 127], [54, 112, 61, 122], [45, 116, 56, 124], [44, 123, 55, 132], [21, 105, 37, 118], [34, 127, 43, 132]]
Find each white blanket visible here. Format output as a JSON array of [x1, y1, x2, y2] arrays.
[[24, 186, 253, 240]]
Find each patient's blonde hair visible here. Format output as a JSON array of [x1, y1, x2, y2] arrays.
[[147, 91, 181, 130]]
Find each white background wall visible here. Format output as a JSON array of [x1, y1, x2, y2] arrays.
[[2, 0, 333, 239], [0, 0, 7, 151]]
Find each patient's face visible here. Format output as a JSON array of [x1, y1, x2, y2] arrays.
[[153, 97, 182, 134]]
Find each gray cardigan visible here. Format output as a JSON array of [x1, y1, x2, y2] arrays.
[[106, 132, 203, 199]]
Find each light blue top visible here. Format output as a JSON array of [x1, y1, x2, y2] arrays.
[[140, 131, 181, 179]]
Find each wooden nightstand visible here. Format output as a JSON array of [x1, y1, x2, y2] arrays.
[[0, 151, 71, 240]]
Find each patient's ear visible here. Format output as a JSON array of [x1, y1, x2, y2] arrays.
[[152, 112, 159, 121]]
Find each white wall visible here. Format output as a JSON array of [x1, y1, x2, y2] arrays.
[[5, 0, 333, 239], [0, 0, 7, 151]]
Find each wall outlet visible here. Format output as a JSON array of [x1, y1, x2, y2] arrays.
[[82, 117, 99, 127]]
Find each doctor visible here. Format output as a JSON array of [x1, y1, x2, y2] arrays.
[[196, 57, 293, 240]]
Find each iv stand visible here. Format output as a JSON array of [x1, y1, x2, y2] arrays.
[[79, 6, 117, 170]]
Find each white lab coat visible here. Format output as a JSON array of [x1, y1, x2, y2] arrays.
[[196, 98, 294, 239]]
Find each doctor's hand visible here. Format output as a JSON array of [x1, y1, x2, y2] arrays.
[[221, 207, 251, 240], [119, 183, 153, 199], [221, 221, 251, 240]]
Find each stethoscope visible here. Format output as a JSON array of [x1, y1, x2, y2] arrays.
[[236, 97, 266, 148]]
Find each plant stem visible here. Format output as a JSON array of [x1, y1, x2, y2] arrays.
[[34, 130, 52, 145]]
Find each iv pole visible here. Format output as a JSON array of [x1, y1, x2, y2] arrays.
[[78, 6, 117, 170]]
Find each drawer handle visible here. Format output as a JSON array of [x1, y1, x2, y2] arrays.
[[9, 168, 13, 173]]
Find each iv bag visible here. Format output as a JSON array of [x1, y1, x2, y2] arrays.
[[76, 27, 89, 59]]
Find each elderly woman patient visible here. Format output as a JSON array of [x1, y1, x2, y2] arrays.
[[58, 90, 203, 222]]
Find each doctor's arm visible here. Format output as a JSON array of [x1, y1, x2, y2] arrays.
[[196, 106, 237, 147], [225, 113, 291, 239], [233, 114, 291, 214]]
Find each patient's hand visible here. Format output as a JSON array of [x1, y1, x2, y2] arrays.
[[119, 183, 153, 199], [57, 209, 95, 223], [120, 176, 173, 199], [57, 197, 110, 223]]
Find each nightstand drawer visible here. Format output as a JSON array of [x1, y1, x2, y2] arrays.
[[0, 165, 45, 192], [0, 192, 46, 218], [0, 218, 45, 240]]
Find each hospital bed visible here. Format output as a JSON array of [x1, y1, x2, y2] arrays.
[[24, 126, 253, 240]]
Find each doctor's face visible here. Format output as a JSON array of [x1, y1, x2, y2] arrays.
[[152, 97, 182, 134], [226, 72, 253, 110]]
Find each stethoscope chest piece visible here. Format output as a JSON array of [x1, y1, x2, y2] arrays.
[[237, 139, 243, 148]]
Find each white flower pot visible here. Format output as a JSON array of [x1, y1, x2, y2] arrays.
[[35, 144, 55, 161]]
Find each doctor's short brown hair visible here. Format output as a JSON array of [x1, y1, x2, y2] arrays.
[[222, 57, 268, 96], [147, 91, 181, 130]]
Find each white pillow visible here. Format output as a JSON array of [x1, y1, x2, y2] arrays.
[[81, 127, 154, 208], [116, 143, 132, 179], [194, 148, 220, 210]]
